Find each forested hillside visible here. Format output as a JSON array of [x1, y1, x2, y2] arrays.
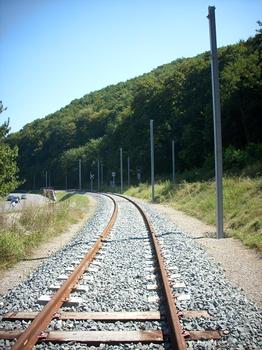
[[9, 31, 262, 189]]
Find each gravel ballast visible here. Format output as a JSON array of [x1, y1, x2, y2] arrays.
[[136, 199, 262, 350], [0, 195, 167, 349], [0, 194, 261, 350]]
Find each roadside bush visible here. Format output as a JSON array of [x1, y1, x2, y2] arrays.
[[224, 145, 248, 170], [224, 144, 262, 175]]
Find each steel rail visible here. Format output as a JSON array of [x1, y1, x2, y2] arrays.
[[116, 194, 187, 350], [12, 194, 118, 350]]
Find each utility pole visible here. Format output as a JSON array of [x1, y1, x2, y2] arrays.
[[90, 173, 94, 192], [101, 162, 103, 188], [112, 172, 116, 188], [97, 159, 100, 191], [127, 156, 130, 187], [120, 147, 123, 193], [150, 120, 155, 202], [208, 6, 224, 239], [79, 159, 82, 191], [45, 171, 48, 188], [172, 139, 175, 183]]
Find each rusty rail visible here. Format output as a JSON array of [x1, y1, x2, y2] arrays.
[[3, 193, 219, 348], [11, 194, 118, 350], [116, 194, 187, 350]]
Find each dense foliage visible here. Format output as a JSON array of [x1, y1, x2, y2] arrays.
[[0, 102, 20, 196], [8, 31, 262, 189]]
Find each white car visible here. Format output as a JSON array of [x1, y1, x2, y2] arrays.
[[7, 195, 20, 203]]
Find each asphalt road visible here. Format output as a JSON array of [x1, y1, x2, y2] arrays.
[[0, 193, 48, 213]]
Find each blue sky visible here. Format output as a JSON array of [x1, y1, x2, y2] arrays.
[[0, 0, 261, 133]]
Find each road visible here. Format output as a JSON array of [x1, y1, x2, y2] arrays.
[[0, 193, 48, 213]]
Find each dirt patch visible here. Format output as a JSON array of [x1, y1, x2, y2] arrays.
[[0, 195, 97, 296]]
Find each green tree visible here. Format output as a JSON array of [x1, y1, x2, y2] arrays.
[[7, 30, 262, 187], [0, 101, 20, 196]]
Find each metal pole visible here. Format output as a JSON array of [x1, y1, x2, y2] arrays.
[[112, 172, 115, 188], [97, 159, 100, 191], [79, 159, 82, 191], [101, 162, 103, 187], [127, 156, 130, 187], [150, 120, 155, 202], [45, 171, 48, 188], [90, 174, 93, 192], [208, 6, 224, 239], [120, 147, 123, 193], [172, 139, 175, 183]]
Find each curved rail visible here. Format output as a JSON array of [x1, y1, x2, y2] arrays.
[[115, 194, 187, 350], [12, 194, 118, 350]]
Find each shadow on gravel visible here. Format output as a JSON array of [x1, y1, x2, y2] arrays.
[[58, 193, 76, 202], [191, 232, 217, 239], [21, 256, 48, 261], [102, 236, 149, 243], [156, 231, 182, 237], [100, 231, 182, 243]]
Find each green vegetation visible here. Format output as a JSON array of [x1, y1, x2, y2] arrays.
[[0, 101, 20, 196], [7, 29, 261, 189], [0, 192, 89, 269], [125, 177, 262, 250], [2, 29, 260, 254]]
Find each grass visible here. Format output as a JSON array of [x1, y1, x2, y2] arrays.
[[0, 192, 89, 269], [124, 177, 262, 250]]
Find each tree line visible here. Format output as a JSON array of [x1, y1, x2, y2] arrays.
[[4, 29, 262, 192], [0, 102, 20, 196]]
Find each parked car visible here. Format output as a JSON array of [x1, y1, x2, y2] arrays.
[[7, 195, 14, 201], [21, 194, 27, 199], [6, 195, 20, 203]]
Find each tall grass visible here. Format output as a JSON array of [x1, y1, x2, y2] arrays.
[[0, 192, 89, 269], [125, 177, 262, 250]]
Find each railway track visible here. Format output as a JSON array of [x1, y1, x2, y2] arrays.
[[1, 194, 222, 349]]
